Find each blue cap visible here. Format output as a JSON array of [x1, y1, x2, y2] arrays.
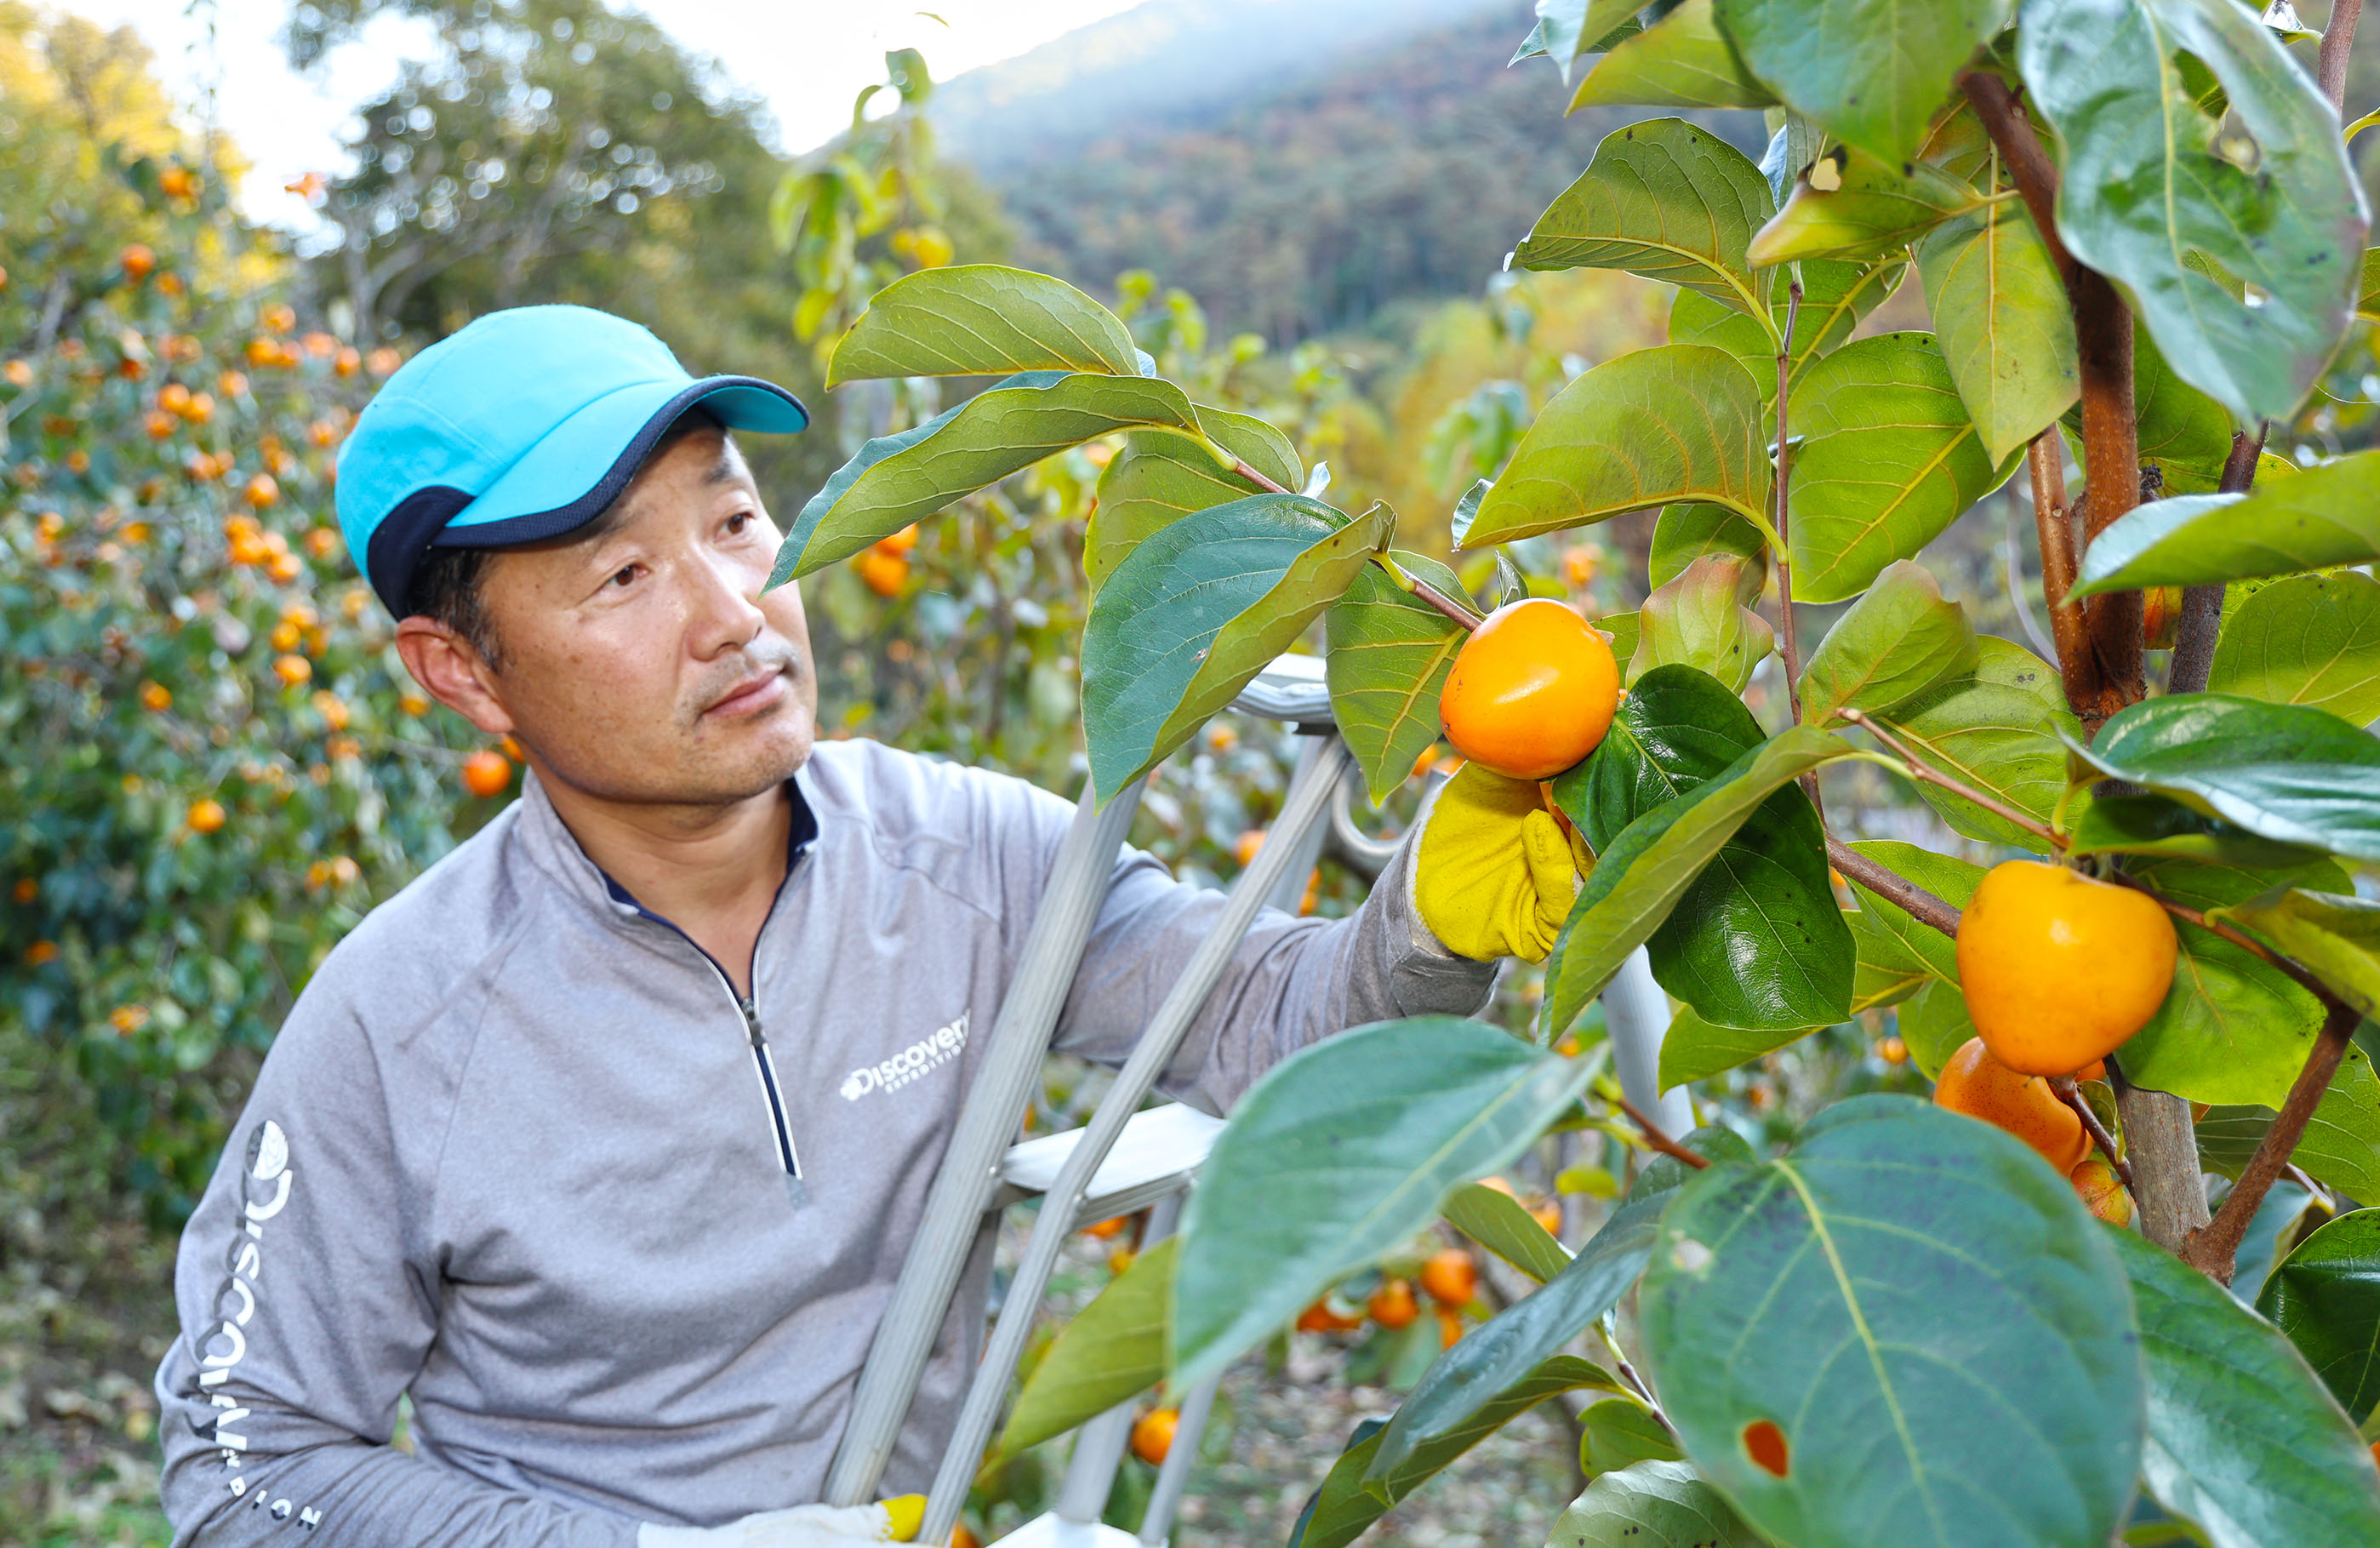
[[335, 304, 809, 615]]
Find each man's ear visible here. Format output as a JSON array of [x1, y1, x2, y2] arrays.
[[394, 617, 515, 737]]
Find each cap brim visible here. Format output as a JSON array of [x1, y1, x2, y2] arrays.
[[437, 374, 808, 550]]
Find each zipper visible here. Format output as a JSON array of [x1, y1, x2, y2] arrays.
[[735, 991, 804, 1184]]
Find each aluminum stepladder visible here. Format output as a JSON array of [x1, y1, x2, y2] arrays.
[[820, 653, 1690, 1546]]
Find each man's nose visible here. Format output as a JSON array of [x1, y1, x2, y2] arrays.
[[682, 544, 768, 655]]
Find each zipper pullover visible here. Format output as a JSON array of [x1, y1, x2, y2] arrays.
[[154, 738, 1498, 1545]]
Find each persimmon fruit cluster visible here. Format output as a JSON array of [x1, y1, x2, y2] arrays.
[[1955, 860, 2177, 1076], [1440, 598, 1619, 780]]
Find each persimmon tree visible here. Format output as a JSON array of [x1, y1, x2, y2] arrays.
[[776, 2, 2380, 1541]]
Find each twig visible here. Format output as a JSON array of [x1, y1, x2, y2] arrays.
[[2167, 426, 2267, 694], [2321, 0, 2366, 113], [2185, 1002, 2360, 1282], [2049, 1074, 2134, 1189], [1826, 836, 1962, 937], [1595, 1319, 1667, 1421], [1235, 452, 1483, 631], [1838, 709, 2067, 849], [1618, 1097, 1708, 1170], [2023, 433, 2099, 711]]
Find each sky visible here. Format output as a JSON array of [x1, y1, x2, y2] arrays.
[[71, 0, 1141, 233]]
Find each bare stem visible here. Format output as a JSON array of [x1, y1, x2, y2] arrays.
[[2049, 1074, 2134, 1189], [2024, 434, 2100, 711], [1619, 1097, 1708, 1171], [1840, 710, 2068, 849], [1229, 454, 1293, 496], [1825, 836, 1961, 939], [2184, 1002, 2360, 1282], [2168, 426, 2267, 694], [2321, 0, 2366, 113]]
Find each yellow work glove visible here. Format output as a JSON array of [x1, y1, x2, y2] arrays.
[[1413, 761, 1592, 964]]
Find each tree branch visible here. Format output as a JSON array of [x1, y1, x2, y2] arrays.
[[2168, 427, 2268, 694], [2049, 1074, 2134, 1189], [2184, 1002, 2360, 1282], [1619, 1097, 1708, 1170], [2024, 433, 2100, 709], [1826, 836, 1961, 938], [2321, 0, 2366, 113]]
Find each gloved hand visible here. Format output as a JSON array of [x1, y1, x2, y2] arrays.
[[639, 1495, 924, 1547], [1413, 760, 1591, 964]]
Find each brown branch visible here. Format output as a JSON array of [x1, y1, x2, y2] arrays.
[[2167, 426, 2268, 694], [2025, 433, 2100, 711], [1838, 709, 2067, 849], [1826, 836, 1961, 938], [2321, 0, 2366, 113], [2049, 1074, 2134, 1189], [1619, 1097, 1708, 1170], [2184, 1002, 2360, 1282], [2110, 1061, 2212, 1252]]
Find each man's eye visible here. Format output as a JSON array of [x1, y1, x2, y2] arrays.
[[608, 565, 638, 589], [725, 511, 752, 535]]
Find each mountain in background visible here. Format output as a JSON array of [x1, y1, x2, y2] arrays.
[[933, 0, 1764, 341]]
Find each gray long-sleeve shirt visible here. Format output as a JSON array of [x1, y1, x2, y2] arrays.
[[155, 737, 1494, 1545]]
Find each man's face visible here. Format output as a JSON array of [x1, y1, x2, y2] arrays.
[[460, 426, 817, 808]]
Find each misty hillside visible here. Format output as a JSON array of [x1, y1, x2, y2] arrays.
[[937, 1, 1766, 341]]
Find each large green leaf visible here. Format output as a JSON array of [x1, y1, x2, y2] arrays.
[[994, 1237, 1174, 1459], [2018, 0, 2366, 424], [1555, 665, 1851, 1031], [1716, 0, 2012, 163], [1798, 560, 1979, 727], [1514, 117, 1777, 320], [1898, 976, 1980, 1077], [1669, 260, 1905, 408], [1086, 409, 1302, 588], [769, 370, 1199, 583], [826, 265, 1140, 386], [1171, 1017, 1595, 1390], [2067, 793, 2330, 868], [1543, 726, 1859, 1039], [1864, 636, 2081, 848], [2257, 1209, 2380, 1425], [1548, 1459, 1772, 1547], [2117, 857, 2336, 1109], [1464, 345, 1771, 548], [1842, 839, 1980, 984], [1657, 1005, 1816, 1089], [1641, 1097, 2143, 1548], [1325, 552, 1468, 803], [1082, 495, 1390, 799], [1787, 331, 2019, 603], [1368, 1130, 1750, 1482], [2215, 888, 2380, 1020], [2199, 1043, 2380, 1204], [1648, 502, 1769, 601], [1568, 0, 1775, 111], [1629, 555, 1775, 694], [1289, 1358, 1617, 1548], [2206, 572, 2380, 728], [2115, 1226, 2380, 1548], [2128, 321, 2236, 492], [2068, 694, 2380, 862], [2070, 453, 2380, 596], [1442, 1180, 1572, 1284], [1918, 198, 2080, 464], [1749, 150, 1988, 266]]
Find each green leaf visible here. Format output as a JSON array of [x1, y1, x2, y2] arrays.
[[1787, 331, 2019, 603], [1863, 637, 2082, 848], [1524, 0, 1655, 85], [2215, 888, 2380, 1020], [1464, 345, 1771, 549], [2115, 1225, 2380, 1548], [993, 1237, 1174, 1459], [1548, 1459, 1772, 1547], [1543, 726, 1859, 1039], [769, 370, 1198, 583], [1577, 1397, 1683, 1477], [1514, 117, 1777, 320], [1601, 608, 1641, 675], [1649, 503, 1769, 602], [1087, 409, 1303, 588], [2206, 571, 2380, 728], [2257, 1209, 2380, 1425], [1748, 149, 1988, 266], [1918, 198, 2080, 464], [1798, 560, 1979, 727], [1171, 1017, 1595, 1391], [1641, 1097, 2143, 1548], [1555, 665, 1851, 1032], [1629, 555, 1775, 694], [2199, 1044, 2380, 1204], [1368, 1129, 1749, 1482], [2068, 694, 2380, 862], [1289, 1357, 1616, 1548], [1442, 1180, 1572, 1284], [2128, 321, 2237, 493], [1898, 976, 1980, 1077], [1715, 0, 2013, 163], [2118, 857, 2336, 1108], [2070, 454, 2380, 595], [1841, 838, 1982, 990], [1658, 1004, 1817, 1090], [825, 264, 1141, 386], [2018, 0, 2366, 423], [1670, 260, 1905, 407], [1326, 552, 1468, 803], [1082, 495, 1390, 800], [2068, 793, 2328, 868], [1568, 0, 1776, 111]]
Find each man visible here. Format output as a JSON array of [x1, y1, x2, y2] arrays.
[[155, 306, 1584, 1545]]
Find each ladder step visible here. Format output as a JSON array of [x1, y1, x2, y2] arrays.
[[996, 1104, 1225, 1230]]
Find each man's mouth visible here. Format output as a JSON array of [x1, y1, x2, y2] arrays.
[[702, 665, 790, 719]]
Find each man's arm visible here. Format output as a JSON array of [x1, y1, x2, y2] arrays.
[[154, 993, 638, 1548]]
